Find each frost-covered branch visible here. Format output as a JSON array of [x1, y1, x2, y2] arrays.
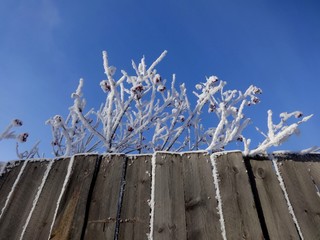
[[205, 84, 262, 152], [0, 119, 28, 142], [1, 119, 41, 159], [249, 110, 313, 155], [46, 50, 314, 156]]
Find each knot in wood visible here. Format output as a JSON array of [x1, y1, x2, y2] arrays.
[[232, 166, 239, 174], [256, 167, 266, 179]]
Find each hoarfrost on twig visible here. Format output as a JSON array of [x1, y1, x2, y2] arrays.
[[44, 50, 313, 156]]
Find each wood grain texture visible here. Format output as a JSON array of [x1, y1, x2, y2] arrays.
[[250, 159, 300, 239], [118, 155, 152, 240], [278, 158, 320, 240], [0, 153, 319, 240], [84, 154, 126, 240], [0, 160, 48, 240], [23, 158, 70, 240], [182, 152, 223, 240], [49, 155, 98, 240], [153, 153, 187, 240], [215, 152, 264, 239]]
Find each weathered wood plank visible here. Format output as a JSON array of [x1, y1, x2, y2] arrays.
[[84, 154, 126, 239], [308, 157, 320, 198], [22, 158, 70, 240], [153, 153, 187, 240], [215, 152, 264, 239], [0, 160, 48, 240], [278, 158, 320, 239], [49, 155, 98, 240], [118, 155, 152, 240], [182, 152, 223, 240], [250, 159, 300, 239], [0, 160, 23, 211]]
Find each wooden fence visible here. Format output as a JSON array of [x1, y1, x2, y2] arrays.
[[0, 151, 319, 239]]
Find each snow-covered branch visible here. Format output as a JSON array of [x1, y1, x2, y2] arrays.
[[249, 110, 313, 155], [46, 50, 314, 156], [1, 119, 40, 159], [0, 119, 27, 142]]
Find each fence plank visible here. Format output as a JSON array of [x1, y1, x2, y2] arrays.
[[118, 155, 152, 240], [153, 153, 187, 240], [0, 160, 48, 240], [84, 154, 126, 239], [215, 152, 264, 239], [49, 155, 98, 240], [23, 158, 70, 240], [278, 158, 320, 239], [0, 161, 23, 211], [182, 152, 223, 240], [308, 156, 320, 197], [250, 159, 300, 239]]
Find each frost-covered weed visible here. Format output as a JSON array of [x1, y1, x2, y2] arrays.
[[0, 120, 40, 159], [45, 51, 315, 156]]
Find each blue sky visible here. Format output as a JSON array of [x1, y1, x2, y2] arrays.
[[1, 0, 320, 160]]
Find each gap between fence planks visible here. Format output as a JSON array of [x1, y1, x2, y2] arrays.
[[249, 158, 300, 239], [278, 157, 320, 239], [83, 154, 126, 239], [215, 152, 264, 239]]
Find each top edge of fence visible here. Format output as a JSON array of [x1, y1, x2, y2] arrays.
[[245, 152, 320, 162], [2, 151, 320, 164]]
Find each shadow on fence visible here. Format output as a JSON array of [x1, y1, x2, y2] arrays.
[[0, 151, 319, 239]]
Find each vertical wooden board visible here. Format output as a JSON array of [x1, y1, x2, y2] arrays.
[[0, 160, 48, 240], [250, 159, 300, 239], [118, 155, 152, 240], [23, 158, 70, 240], [307, 155, 320, 197], [182, 152, 223, 240], [216, 152, 264, 239], [49, 155, 98, 240], [0, 161, 23, 211], [84, 155, 126, 240], [153, 153, 187, 240], [279, 159, 320, 239]]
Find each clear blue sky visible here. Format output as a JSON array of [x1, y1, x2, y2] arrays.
[[1, 0, 319, 160]]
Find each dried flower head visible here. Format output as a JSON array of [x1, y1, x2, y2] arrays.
[[157, 85, 166, 92], [295, 112, 303, 118], [100, 80, 111, 92], [252, 86, 262, 94], [153, 74, 162, 84], [251, 97, 260, 104], [17, 133, 28, 142], [12, 119, 23, 127], [208, 76, 218, 84], [208, 104, 216, 113]]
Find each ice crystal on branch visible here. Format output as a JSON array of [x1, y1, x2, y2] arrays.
[[46, 50, 314, 156]]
